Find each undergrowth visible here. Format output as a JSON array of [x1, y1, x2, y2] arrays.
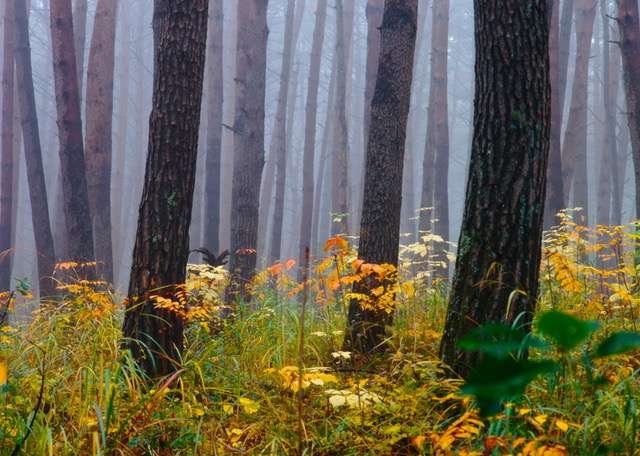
[[1, 212, 640, 455]]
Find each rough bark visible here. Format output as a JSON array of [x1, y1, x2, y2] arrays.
[[14, 0, 57, 296], [562, 0, 596, 223], [362, 0, 384, 158], [617, 0, 640, 221], [73, 0, 87, 100], [344, 0, 418, 355], [85, 0, 118, 282], [226, 0, 269, 303], [298, 0, 327, 268], [123, 0, 208, 376], [330, 0, 350, 236], [50, 0, 95, 264], [545, 0, 566, 227], [0, 0, 14, 290], [268, 0, 297, 265], [439, 0, 551, 376], [202, 0, 224, 256]]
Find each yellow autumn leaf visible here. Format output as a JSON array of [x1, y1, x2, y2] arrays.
[[0, 357, 7, 385], [555, 419, 569, 432], [239, 397, 259, 414], [222, 403, 234, 414]]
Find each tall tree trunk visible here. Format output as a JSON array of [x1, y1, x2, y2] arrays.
[[545, 0, 566, 227], [562, 0, 596, 224], [298, 0, 327, 267], [429, 0, 451, 277], [226, 0, 269, 303], [362, 0, 384, 157], [202, 0, 224, 256], [14, 0, 57, 297], [73, 0, 87, 102], [123, 0, 208, 377], [344, 0, 418, 354], [331, 0, 350, 236], [85, 0, 118, 282], [50, 0, 95, 264], [617, 0, 640, 222], [268, 0, 297, 265], [0, 0, 15, 291], [439, 0, 551, 376]]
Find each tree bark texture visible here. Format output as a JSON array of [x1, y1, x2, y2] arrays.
[[226, 0, 269, 303], [73, 0, 87, 100], [439, 0, 551, 376], [345, 0, 418, 355], [123, 0, 208, 376]]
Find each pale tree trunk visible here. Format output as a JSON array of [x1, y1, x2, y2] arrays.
[[430, 0, 451, 278], [50, 0, 95, 264], [298, 0, 327, 267], [331, 0, 350, 236], [226, 0, 269, 303], [202, 0, 224, 256], [73, 0, 87, 103], [562, 0, 596, 224], [268, 0, 297, 265], [112, 0, 129, 280], [0, 0, 15, 290], [618, 0, 640, 222], [123, 0, 208, 377], [14, 0, 57, 296], [85, 0, 118, 282], [345, 0, 418, 354]]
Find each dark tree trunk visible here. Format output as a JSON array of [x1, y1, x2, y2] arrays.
[[14, 0, 57, 297], [202, 0, 224, 256], [268, 0, 296, 265], [562, 0, 596, 223], [545, 0, 566, 227], [344, 0, 418, 355], [123, 0, 208, 377], [73, 0, 87, 100], [618, 0, 640, 222], [85, 0, 118, 282], [439, 0, 551, 376], [226, 0, 269, 303], [298, 0, 327, 268], [0, 0, 15, 291], [362, 0, 384, 156], [50, 0, 95, 264]]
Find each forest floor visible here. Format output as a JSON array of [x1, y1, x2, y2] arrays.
[[2, 215, 640, 455]]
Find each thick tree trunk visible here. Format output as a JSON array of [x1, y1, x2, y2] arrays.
[[330, 0, 350, 236], [85, 0, 118, 282], [0, 0, 15, 291], [226, 0, 269, 303], [73, 0, 87, 101], [50, 0, 95, 264], [439, 0, 551, 376], [123, 0, 208, 377], [14, 0, 57, 297], [617, 0, 640, 222], [268, 0, 297, 265], [344, 0, 418, 355], [545, 0, 566, 227], [202, 0, 224, 256], [562, 0, 596, 224], [362, 0, 384, 158], [429, 0, 451, 277], [298, 0, 327, 267]]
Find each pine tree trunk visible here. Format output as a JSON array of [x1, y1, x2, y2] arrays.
[[0, 0, 15, 291], [344, 0, 418, 355], [202, 0, 224, 256], [429, 0, 451, 278], [562, 0, 596, 224], [73, 0, 87, 101], [439, 0, 551, 376], [14, 0, 57, 296], [362, 0, 384, 156], [50, 0, 95, 264], [85, 0, 118, 282], [268, 0, 297, 265], [226, 0, 269, 303], [298, 0, 327, 268], [123, 0, 208, 377], [617, 0, 640, 222]]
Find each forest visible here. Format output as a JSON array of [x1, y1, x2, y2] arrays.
[[1, 0, 640, 454]]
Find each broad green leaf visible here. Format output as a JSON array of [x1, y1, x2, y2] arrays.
[[458, 323, 543, 359], [594, 331, 640, 358], [537, 311, 599, 351]]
